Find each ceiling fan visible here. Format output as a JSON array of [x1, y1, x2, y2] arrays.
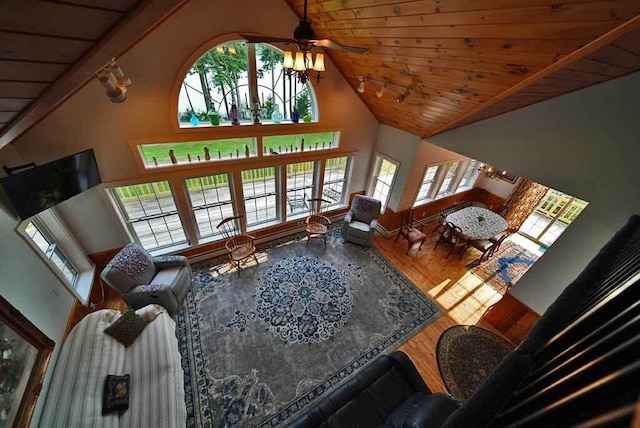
[[239, 0, 368, 55]]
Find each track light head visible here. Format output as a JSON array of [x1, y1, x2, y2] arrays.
[[395, 87, 412, 103], [357, 76, 365, 93], [376, 83, 387, 98]]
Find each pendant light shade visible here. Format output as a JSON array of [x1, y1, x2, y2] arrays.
[[293, 52, 305, 71], [312, 53, 325, 72], [283, 51, 294, 69], [305, 52, 313, 69]]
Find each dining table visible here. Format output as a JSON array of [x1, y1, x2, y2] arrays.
[[445, 206, 508, 240]]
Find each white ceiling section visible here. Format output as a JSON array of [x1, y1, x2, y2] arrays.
[[0, 0, 188, 149]]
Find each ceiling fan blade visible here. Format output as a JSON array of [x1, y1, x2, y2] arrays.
[[240, 34, 296, 45], [312, 39, 368, 54]]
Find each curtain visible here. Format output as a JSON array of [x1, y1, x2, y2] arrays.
[[504, 178, 549, 230]]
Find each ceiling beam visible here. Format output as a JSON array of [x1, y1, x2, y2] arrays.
[[0, 0, 189, 150]]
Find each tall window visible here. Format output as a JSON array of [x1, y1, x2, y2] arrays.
[[286, 161, 315, 217], [110, 181, 187, 251], [242, 167, 278, 227], [458, 160, 480, 191], [185, 174, 233, 239], [24, 220, 78, 285], [415, 166, 439, 205], [322, 156, 350, 206], [370, 156, 398, 211], [437, 162, 460, 199]]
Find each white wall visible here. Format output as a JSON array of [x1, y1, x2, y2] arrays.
[[7, 0, 379, 253], [428, 71, 640, 314], [475, 175, 515, 200], [0, 147, 75, 427], [371, 124, 421, 211]]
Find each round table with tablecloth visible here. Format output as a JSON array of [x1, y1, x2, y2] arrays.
[[445, 206, 508, 240]]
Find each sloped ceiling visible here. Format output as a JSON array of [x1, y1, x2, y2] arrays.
[[0, 0, 187, 149], [284, 0, 640, 138]]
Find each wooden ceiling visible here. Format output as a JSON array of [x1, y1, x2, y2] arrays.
[[0, 0, 187, 150], [285, 0, 640, 138]]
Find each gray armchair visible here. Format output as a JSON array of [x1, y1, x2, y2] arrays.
[[342, 195, 382, 246], [100, 243, 191, 313]]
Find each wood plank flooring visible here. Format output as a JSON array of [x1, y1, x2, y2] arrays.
[[68, 225, 523, 395]]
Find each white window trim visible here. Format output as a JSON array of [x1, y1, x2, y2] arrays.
[[183, 172, 236, 242], [414, 158, 476, 206], [321, 156, 352, 209], [457, 159, 481, 193], [367, 153, 400, 213], [16, 209, 95, 305]]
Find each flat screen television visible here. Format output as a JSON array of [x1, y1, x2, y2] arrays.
[[0, 149, 101, 220]]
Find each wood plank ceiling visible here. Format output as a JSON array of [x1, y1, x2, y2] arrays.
[[0, 0, 187, 149], [284, 0, 640, 138]]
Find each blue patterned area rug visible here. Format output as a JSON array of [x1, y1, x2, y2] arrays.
[[177, 227, 442, 427]]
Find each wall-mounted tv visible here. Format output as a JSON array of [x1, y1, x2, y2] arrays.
[[0, 149, 101, 220]]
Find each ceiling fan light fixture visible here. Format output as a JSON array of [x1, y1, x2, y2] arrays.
[[312, 53, 325, 72], [283, 51, 294, 69], [216, 46, 224, 54], [293, 52, 306, 71], [357, 76, 365, 93], [228, 45, 236, 55], [376, 83, 387, 98], [305, 52, 314, 69]]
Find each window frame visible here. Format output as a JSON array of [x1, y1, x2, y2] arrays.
[[240, 166, 281, 230], [285, 160, 318, 220], [16, 209, 96, 305], [321, 156, 352, 208], [368, 153, 400, 213], [414, 159, 477, 206], [184, 172, 235, 242], [457, 159, 481, 192], [108, 181, 189, 252]]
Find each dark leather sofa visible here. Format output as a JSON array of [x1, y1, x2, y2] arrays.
[[288, 351, 460, 428]]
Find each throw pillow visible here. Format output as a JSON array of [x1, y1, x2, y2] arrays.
[[102, 374, 130, 415], [135, 304, 166, 322], [104, 309, 148, 347]]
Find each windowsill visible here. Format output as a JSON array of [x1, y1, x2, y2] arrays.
[[178, 120, 318, 129], [413, 198, 435, 208], [75, 268, 96, 306], [149, 242, 191, 257], [247, 219, 282, 233]]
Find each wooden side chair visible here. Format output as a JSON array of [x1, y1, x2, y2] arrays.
[[305, 198, 331, 248], [395, 208, 428, 255], [434, 202, 469, 237], [434, 222, 464, 258], [489, 228, 515, 253], [460, 228, 514, 262], [216, 215, 258, 277]]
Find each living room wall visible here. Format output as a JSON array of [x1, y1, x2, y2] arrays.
[[427, 71, 640, 314], [0, 146, 75, 426], [5, 0, 379, 254]]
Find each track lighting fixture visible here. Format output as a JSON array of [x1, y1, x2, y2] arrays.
[[376, 83, 387, 98], [357, 76, 365, 93], [96, 59, 131, 103], [395, 87, 412, 104]]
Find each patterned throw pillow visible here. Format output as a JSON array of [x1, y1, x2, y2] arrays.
[[104, 309, 148, 347], [102, 374, 130, 415]]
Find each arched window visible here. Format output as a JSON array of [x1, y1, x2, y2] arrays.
[[178, 41, 318, 127]]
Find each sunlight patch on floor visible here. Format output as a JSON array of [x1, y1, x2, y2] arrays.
[[428, 272, 502, 325]]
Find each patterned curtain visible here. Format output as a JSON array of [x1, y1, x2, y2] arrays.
[[504, 178, 549, 230]]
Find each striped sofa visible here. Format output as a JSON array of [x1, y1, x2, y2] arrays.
[[40, 305, 186, 428]]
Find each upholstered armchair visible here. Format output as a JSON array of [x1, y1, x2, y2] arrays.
[[342, 195, 382, 246], [100, 243, 192, 313]]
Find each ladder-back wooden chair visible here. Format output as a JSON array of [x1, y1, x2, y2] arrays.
[[305, 198, 331, 248], [216, 215, 258, 276], [395, 208, 428, 255], [434, 221, 465, 258]]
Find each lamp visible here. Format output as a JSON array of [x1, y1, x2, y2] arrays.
[[357, 76, 365, 93], [395, 87, 411, 103], [283, 49, 324, 84], [376, 83, 387, 98], [478, 164, 508, 179]]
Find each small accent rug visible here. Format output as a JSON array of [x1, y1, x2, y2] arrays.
[[436, 325, 515, 403], [177, 226, 442, 427], [470, 241, 538, 294]]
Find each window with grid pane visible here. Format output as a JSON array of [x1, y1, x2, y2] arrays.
[[436, 162, 460, 199], [286, 161, 315, 216], [242, 167, 278, 227], [110, 181, 187, 251], [322, 156, 350, 206], [25, 221, 78, 285], [185, 174, 234, 239], [458, 160, 480, 191], [371, 157, 398, 210], [414, 165, 439, 205]]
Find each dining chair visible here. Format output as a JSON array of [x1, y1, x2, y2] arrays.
[[434, 222, 464, 258], [459, 238, 495, 262], [305, 198, 331, 248], [395, 207, 428, 255], [489, 228, 515, 254], [434, 202, 468, 237], [216, 215, 259, 277]]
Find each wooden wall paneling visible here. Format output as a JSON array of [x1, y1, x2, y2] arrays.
[[0, 32, 93, 63], [0, 61, 69, 82], [480, 292, 540, 345], [0, 82, 47, 98], [0, 98, 31, 111]]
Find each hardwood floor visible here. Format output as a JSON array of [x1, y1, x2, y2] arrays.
[[67, 224, 533, 394], [379, 227, 510, 394]]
